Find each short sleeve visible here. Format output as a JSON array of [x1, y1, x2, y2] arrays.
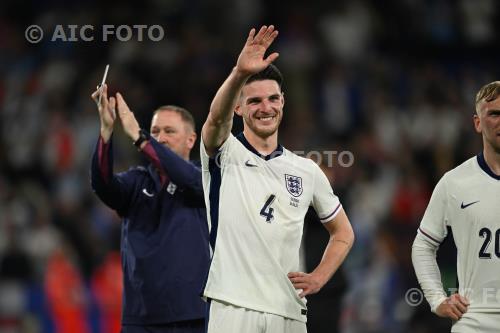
[[417, 175, 449, 245], [200, 133, 236, 172], [311, 163, 342, 223]]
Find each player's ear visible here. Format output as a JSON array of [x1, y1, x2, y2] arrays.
[[186, 130, 196, 150], [235, 90, 245, 116], [235, 104, 243, 116], [281, 91, 285, 108], [473, 113, 482, 133]]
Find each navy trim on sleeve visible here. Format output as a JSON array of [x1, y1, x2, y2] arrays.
[[208, 153, 222, 249], [418, 227, 442, 245], [320, 203, 342, 222]]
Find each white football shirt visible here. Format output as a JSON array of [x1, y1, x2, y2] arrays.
[[200, 133, 342, 322], [418, 154, 500, 312]]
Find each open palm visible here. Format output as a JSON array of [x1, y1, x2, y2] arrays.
[[236, 25, 279, 76], [116, 92, 140, 140]]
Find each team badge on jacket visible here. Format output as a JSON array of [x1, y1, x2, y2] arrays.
[[285, 174, 303, 197]]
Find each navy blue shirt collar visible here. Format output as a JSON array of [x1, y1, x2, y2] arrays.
[[477, 152, 500, 180], [236, 132, 283, 161]]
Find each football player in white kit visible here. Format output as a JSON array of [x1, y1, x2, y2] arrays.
[[199, 25, 355, 333], [412, 81, 500, 332]]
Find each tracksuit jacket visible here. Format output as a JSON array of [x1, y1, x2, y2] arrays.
[[90, 133, 210, 325]]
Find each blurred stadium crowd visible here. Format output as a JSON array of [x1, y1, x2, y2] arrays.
[[1, 0, 499, 332]]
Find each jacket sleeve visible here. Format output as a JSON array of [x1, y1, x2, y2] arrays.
[[140, 133, 203, 196], [90, 135, 135, 217]]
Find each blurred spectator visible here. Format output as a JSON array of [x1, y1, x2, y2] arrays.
[[44, 244, 91, 333], [91, 252, 122, 333]]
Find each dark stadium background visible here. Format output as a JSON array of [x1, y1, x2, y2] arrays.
[[1, 0, 498, 332]]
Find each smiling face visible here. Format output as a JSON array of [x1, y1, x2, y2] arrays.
[[150, 109, 196, 160], [235, 79, 284, 139], [475, 96, 500, 154]]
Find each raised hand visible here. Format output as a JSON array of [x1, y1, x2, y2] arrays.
[[236, 25, 279, 76], [115, 92, 141, 142], [91, 84, 116, 142]]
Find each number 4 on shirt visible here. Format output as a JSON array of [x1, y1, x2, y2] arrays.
[[260, 195, 276, 223]]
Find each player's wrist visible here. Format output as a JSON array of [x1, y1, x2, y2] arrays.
[[100, 127, 113, 142], [430, 295, 448, 314], [133, 129, 148, 150], [126, 122, 140, 141], [232, 66, 253, 81], [310, 270, 328, 288]]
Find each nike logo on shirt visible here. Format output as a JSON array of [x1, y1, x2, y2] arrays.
[[245, 160, 258, 167], [461, 200, 479, 209], [142, 188, 154, 197]]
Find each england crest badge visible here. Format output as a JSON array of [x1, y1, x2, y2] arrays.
[[285, 174, 303, 197]]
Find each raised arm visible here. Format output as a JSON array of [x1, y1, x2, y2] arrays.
[[115, 93, 202, 193], [90, 85, 134, 215], [202, 25, 279, 156]]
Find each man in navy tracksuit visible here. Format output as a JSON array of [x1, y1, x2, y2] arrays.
[[90, 85, 210, 333]]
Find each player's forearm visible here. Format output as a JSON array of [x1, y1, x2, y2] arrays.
[[412, 233, 448, 312], [100, 126, 113, 143], [311, 227, 354, 286], [210, 67, 249, 123], [203, 67, 249, 152]]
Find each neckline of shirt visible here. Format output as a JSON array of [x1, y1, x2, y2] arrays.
[[236, 132, 284, 161], [476, 152, 500, 181]]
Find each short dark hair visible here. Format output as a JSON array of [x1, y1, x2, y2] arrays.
[[152, 105, 195, 132], [245, 64, 283, 89]]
